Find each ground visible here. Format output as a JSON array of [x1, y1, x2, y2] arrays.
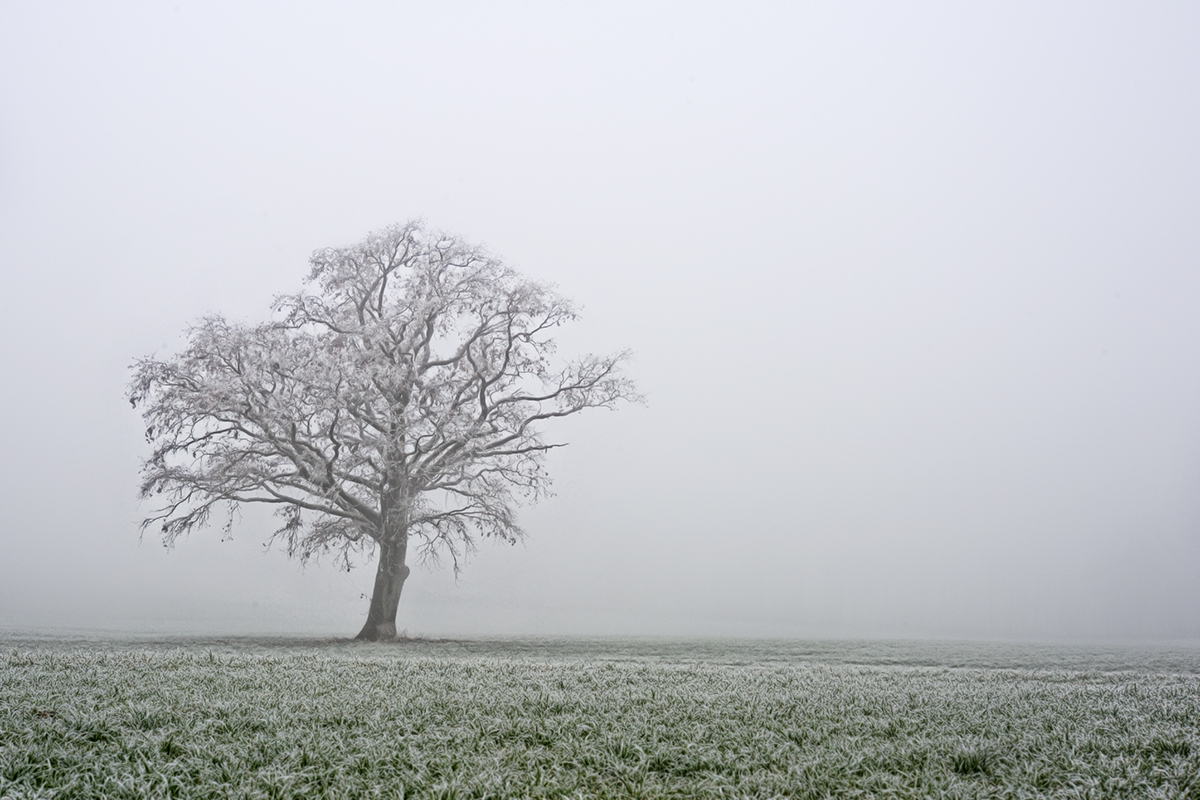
[[2, 636, 1198, 798]]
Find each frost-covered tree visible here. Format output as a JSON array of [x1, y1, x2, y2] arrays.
[[129, 222, 638, 640]]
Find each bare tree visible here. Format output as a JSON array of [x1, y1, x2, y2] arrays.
[[129, 222, 639, 640]]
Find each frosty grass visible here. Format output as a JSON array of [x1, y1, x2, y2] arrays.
[[2, 637, 1198, 798]]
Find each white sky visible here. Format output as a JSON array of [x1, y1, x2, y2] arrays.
[[1, 1, 1198, 639]]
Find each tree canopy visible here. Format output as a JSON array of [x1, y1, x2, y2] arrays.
[[130, 221, 638, 638]]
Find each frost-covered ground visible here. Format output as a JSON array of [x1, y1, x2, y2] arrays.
[[2, 636, 1198, 798]]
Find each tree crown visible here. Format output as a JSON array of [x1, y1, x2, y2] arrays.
[[130, 221, 639, 570]]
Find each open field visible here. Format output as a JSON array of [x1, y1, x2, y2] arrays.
[[2, 636, 1198, 798]]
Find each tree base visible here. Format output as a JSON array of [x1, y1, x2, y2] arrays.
[[355, 621, 398, 641], [355, 553, 410, 641]]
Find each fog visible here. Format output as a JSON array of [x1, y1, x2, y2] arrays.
[[1, 2, 1198, 640]]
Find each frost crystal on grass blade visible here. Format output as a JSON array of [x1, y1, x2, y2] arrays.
[[2, 638, 1199, 798]]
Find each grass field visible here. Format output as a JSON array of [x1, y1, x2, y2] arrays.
[[2, 636, 1198, 798]]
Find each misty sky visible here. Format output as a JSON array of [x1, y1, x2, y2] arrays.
[[1, 2, 1198, 640]]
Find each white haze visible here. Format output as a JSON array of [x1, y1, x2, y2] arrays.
[[1, 2, 1198, 640]]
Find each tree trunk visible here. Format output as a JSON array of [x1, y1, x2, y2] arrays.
[[355, 537, 410, 641]]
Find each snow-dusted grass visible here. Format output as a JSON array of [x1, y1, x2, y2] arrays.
[[2, 638, 1198, 798]]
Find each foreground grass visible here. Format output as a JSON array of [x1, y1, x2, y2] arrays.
[[1, 640, 1198, 798]]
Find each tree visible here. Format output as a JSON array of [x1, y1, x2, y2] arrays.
[[129, 221, 639, 640]]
